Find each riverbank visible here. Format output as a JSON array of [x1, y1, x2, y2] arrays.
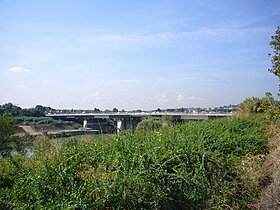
[[1, 114, 275, 209], [17, 125, 100, 137]]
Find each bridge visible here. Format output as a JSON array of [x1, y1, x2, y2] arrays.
[[47, 112, 232, 133]]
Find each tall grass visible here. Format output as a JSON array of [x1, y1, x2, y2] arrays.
[[256, 119, 280, 209], [0, 114, 269, 209]]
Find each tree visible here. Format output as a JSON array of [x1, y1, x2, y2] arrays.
[[269, 26, 280, 92], [0, 114, 16, 157], [0, 103, 22, 116], [93, 108, 101, 113], [35, 105, 47, 116]]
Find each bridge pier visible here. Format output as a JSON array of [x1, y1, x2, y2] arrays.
[[117, 119, 122, 134], [116, 118, 141, 134], [83, 119, 88, 129]]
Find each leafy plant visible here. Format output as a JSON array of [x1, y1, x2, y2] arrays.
[[0, 115, 270, 209], [15, 116, 80, 128], [269, 26, 280, 92], [0, 114, 16, 157], [236, 93, 280, 121]]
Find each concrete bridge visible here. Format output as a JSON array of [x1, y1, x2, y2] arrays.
[[47, 112, 232, 133]]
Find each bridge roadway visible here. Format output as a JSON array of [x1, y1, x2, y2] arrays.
[[47, 112, 232, 120], [47, 112, 232, 133]]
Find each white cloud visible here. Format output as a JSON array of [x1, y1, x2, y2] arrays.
[[93, 91, 103, 102], [121, 87, 128, 92], [86, 84, 99, 89], [9, 66, 30, 73], [86, 79, 142, 87], [176, 94, 184, 102], [84, 26, 271, 50], [14, 84, 27, 88], [90, 35, 139, 43], [43, 79, 54, 84], [189, 96, 204, 101], [85, 33, 173, 49], [87, 34, 146, 46], [155, 94, 168, 102]]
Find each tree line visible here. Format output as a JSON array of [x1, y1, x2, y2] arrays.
[[0, 103, 53, 117]]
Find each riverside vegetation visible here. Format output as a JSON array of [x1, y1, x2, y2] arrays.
[[1, 111, 279, 209]]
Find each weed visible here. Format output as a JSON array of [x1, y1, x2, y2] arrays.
[[0, 114, 270, 209]]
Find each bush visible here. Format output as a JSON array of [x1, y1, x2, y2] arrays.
[[136, 117, 162, 131], [14, 116, 80, 128], [0, 115, 270, 209], [0, 114, 16, 157], [236, 93, 280, 121], [136, 116, 175, 132], [236, 97, 263, 115]]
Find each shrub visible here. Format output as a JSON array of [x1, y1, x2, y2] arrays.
[[14, 116, 80, 128], [136, 117, 162, 131], [236, 97, 263, 115], [236, 93, 280, 121], [0, 115, 270, 209], [0, 114, 16, 157], [136, 116, 175, 132]]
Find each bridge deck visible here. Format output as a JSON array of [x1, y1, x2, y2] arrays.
[[47, 112, 232, 120]]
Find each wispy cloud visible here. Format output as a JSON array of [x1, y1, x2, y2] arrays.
[[86, 79, 142, 89], [85, 34, 160, 49], [14, 84, 27, 88], [176, 94, 185, 102], [189, 96, 204, 101], [189, 26, 272, 42], [121, 87, 129, 92], [84, 25, 271, 50], [88, 35, 140, 43], [9, 66, 30, 73], [43, 79, 54, 84], [155, 94, 169, 102], [92, 91, 103, 102]]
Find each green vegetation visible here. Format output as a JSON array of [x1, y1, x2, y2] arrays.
[[0, 114, 16, 157], [0, 103, 53, 117], [136, 117, 163, 131], [256, 118, 280, 209], [136, 115, 176, 132], [236, 92, 280, 121], [0, 114, 271, 209], [0, 114, 37, 158], [269, 26, 280, 92], [14, 116, 80, 128], [0, 103, 81, 129]]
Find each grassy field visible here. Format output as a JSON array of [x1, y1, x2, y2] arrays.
[[0, 114, 272, 209]]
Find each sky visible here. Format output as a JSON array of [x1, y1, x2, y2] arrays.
[[0, 0, 279, 110]]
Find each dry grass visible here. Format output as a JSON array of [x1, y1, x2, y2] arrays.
[[255, 121, 280, 209], [233, 110, 250, 118], [238, 154, 268, 196]]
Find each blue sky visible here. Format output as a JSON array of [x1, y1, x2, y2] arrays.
[[0, 0, 279, 110]]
